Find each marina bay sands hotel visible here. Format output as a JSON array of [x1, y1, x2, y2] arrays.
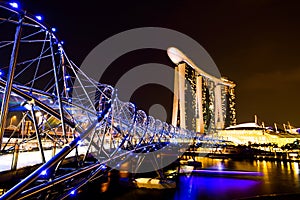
[[168, 47, 236, 133]]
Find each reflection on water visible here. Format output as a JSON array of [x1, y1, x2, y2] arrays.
[[173, 157, 300, 199], [174, 176, 261, 200], [78, 158, 300, 200]]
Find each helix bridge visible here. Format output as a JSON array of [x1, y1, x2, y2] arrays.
[[0, 2, 197, 199]]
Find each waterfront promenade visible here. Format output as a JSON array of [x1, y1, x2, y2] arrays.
[[0, 146, 86, 173]]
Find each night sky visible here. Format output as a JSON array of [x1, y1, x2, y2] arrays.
[[16, 0, 300, 127]]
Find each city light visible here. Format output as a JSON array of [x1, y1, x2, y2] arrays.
[[77, 140, 82, 146], [35, 111, 42, 117], [35, 15, 43, 21], [9, 115, 17, 127], [40, 170, 47, 176], [65, 75, 71, 79], [217, 163, 224, 170], [100, 164, 107, 170], [9, 2, 19, 8], [70, 190, 76, 195]]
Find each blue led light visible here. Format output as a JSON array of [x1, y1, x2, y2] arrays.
[[40, 169, 47, 176], [0, 71, 3, 76], [65, 75, 71, 79], [51, 28, 56, 32], [68, 98, 72, 103], [77, 140, 82, 146], [100, 164, 107, 170], [35, 15, 42, 21], [9, 2, 19, 8], [66, 87, 71, 92], [70, 190, 76, 195]]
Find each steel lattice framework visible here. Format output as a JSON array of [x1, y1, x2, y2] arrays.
[[0, 2, 195, 199]]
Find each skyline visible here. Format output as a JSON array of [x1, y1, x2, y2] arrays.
[[16, 0, 300, 127]]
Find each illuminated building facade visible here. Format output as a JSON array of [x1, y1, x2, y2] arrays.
[[221, 77, 236, 128], [171, 63, 236, 133]]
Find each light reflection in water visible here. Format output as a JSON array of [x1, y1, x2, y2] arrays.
[[78, 158, 300, 200], [194, 157, 300, 197], [174, 176, 261, 200], [294, 162, 299, 175]]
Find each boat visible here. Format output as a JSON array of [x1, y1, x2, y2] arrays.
[[133, 177, 176, 189]]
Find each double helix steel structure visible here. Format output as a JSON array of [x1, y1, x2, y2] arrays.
[[0, 2, 195, 199]]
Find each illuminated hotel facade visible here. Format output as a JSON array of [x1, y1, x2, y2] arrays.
[[171, 62, 236, 133]]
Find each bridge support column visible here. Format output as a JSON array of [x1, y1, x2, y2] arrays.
[[30, 104, 46, 163], [0, 14, 23, 148], [11, 141, 19, 170], [50, 39, 68, 143]]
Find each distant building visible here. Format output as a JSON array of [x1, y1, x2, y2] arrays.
[[201, 76, 236, 132], [171, 61, 236, 133], [221, 77, 236, 128], [216, 122, 300, 147]]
